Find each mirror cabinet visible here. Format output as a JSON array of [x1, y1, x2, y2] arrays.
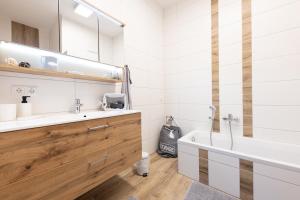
[[0, 0, 124, 70]]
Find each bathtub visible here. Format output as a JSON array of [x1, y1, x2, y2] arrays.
[[178, 130, 300, 200]]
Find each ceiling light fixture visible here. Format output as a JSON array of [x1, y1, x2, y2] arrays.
[[73, 0, 125, 27], [74, 3, 93, 18]]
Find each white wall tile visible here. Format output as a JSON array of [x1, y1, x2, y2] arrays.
[[251, 0, 300, 145], [219, 42, 242, 66], [176, 119, 210, 135], [178, 87, 212, 105], [165, 104, 179, 119], [253, 28, 300, 60], [177, 0, 210, 24], [253, 1, 300, 38], [218, 0, 241, 27], [178, 104, 210, 122], [176, 50, 211, 71], [253, 106, 300, 131], [219, 22, 242, 46], [75, 82, 115, 111], [253, 128, 300, 146], [179, 69, 211, 88], [252, 0, 300, 15], [253, 55, 300, 83], [219, 84, 242, 105], [219, 64, 242, 85], [219, 0, 240, 8], [163, 0, 212, 137], [0, 74, 75, 114], [253, 80, 300, 106]]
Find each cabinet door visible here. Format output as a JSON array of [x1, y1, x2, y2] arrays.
[[0, 113, 141, 200]]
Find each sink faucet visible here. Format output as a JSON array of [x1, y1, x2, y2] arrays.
[[74, 98, 83, 113]]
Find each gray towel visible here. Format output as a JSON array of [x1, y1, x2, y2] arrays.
[[121, 65, 133, 110]]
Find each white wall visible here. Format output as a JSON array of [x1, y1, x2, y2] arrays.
[[164, 0, 300, 146], [164, 0, 212, 134], [219, 0, 300, 145], [0, 72, 116, 114], [252, 0, 300, 145]]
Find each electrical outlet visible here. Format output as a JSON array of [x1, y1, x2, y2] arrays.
[[27, 86, 37, 97], [12, 85, 38, 98]]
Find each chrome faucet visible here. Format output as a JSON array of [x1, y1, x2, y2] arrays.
[[209, 105, 217, 146], [74, 98, 83, 113], [222, 114, 239, 122], [222, 114, 239, 150]]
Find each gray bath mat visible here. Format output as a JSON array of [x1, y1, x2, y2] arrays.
[[184, 182, 238, 200], [128, 196, 138, 200]]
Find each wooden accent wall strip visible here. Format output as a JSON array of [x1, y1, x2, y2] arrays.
[[240, 159, 253, 200], [242, 0, 253, 137], [211, 0, 220, 132], [199, 149, 209, 185]]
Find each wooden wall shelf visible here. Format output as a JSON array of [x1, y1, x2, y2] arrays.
[[0, 64, 123, 83]]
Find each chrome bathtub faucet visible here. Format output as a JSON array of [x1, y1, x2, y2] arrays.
[[209, 105, 217, 146], [222, 114, 239, 150], [222, 113, 239, 122]]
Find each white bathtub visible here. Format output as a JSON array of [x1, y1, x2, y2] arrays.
[[178, 130, 300, 200]]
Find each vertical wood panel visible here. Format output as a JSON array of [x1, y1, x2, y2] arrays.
[[211, 0, 220, 132], [242, 0, 253, 137], [199, 149, 209, 185], [240, 159, 253, 200]]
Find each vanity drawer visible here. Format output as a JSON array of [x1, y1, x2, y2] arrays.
[[0, 113, 141, 200]]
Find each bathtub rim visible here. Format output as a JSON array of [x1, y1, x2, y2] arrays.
[[178, 130, 300, 174]]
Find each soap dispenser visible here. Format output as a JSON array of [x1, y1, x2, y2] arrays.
[[17, 96, 32, 118]]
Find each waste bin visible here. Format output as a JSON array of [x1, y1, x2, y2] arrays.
[[136, 152, 150, 177]]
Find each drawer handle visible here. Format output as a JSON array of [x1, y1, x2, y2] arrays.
[[88, 125, 110, 132]]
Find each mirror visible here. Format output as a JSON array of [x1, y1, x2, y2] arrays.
[[0, 0, 60, 52], [0, 0, 125, 68], [59, 0, 99, 62], [99, 15, 124, 67]]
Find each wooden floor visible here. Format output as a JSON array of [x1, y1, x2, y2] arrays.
[[77, 153, 192, 200]]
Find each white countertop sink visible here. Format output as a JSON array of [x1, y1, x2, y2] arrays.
[[0, 110, 140, 133]]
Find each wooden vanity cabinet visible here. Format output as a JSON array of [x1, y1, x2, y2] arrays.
[[0, 113, 141, 200]]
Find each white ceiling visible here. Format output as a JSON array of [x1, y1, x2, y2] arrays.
[[155, 0, 178, 8]]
